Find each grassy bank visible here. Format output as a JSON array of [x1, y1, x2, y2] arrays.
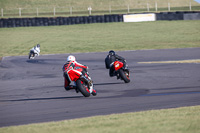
[[0, 20, 200, 57], [1, 0, 199, 9], [0, 0, 199, 18], [1, 105, 200, 133]]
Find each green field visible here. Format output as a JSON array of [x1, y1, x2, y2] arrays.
[[0, 20, 200, 57], [0, 105, 200, 133]]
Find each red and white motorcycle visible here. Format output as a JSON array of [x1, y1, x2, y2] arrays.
[[113, 61, 130, 83], [65, 67, 97, 97]]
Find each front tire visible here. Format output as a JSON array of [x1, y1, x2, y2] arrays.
[[28, 52, 34, 59], [76, 79, 90, 97], [28, 53, 32, 59], [119, 69, 130, 83]]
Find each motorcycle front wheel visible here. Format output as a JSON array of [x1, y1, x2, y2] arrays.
[[28, 53, 32, 59], [119, 69, 130, 83], [76, 79, 90, 97], [28, 52, 34, 59]]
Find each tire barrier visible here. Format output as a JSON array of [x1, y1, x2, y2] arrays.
[[0, 11, 199, 28], [184, 12, 200, 20], [0, 14, 123, 28], [156, 11, 200, 21], [156, 12, 184, 21]]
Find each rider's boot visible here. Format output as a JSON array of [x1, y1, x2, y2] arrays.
[[65, 85, 76, 91], [75, 88, 79, 93], [64, 86, 70, 91], [92, 89, 97, 96], [117, 74, 120, 79]]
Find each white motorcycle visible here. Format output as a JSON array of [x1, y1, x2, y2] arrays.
[[28, 44, 40, 59]]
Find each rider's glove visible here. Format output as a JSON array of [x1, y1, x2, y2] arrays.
[[84, 65, 89, 70]]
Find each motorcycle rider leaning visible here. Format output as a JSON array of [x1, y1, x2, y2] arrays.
[[105, 50, 127, 77], [62, 55, 88, 91], [30, 44, 40, 57]]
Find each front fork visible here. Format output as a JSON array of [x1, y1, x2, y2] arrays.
[[80, 75, 94, 93], [124, 69, 130, 77]]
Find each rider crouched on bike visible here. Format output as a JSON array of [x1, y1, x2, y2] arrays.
[[62, 55, 88, 91], [105, 50, 127, 77], [30, 44, 40, 58]]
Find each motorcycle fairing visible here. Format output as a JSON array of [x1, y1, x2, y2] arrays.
[[114, 61, 123, 71], [67, 69, 82, 81]]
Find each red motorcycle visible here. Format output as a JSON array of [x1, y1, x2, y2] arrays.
[[113, 61, 130, 83], [65, 67, 97, 97]]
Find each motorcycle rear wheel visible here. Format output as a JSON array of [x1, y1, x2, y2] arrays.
[[119, 69, 130, 83], [76, 79, 90, 97]]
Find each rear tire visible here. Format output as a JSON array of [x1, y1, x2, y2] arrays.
[[76, 79, 90, 97], [119, 69, 130, 83]]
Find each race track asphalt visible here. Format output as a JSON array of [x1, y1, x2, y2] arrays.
[[0, 48, 200, 127]]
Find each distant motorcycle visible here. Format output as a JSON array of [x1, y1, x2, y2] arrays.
[[113, 61, 130, 83], [65, 67, 97, 97], [28, 44, 40, 59]]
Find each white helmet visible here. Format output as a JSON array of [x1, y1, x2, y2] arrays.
[[67, 55, 76, 62]]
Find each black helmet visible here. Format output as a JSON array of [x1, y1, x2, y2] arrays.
[[37, 44, 40, 47], [109, 50, 115, 56]]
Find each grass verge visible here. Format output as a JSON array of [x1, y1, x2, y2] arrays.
[[0, 20, 200, 57], [0, 105, 200, 133]]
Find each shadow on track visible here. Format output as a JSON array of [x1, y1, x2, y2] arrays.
[[0, 96, 83, 102], [151, 86, 200, 90], [94, 82, 124, 86], [141, 91, 200, 97], [26, 59, 64, 64]]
